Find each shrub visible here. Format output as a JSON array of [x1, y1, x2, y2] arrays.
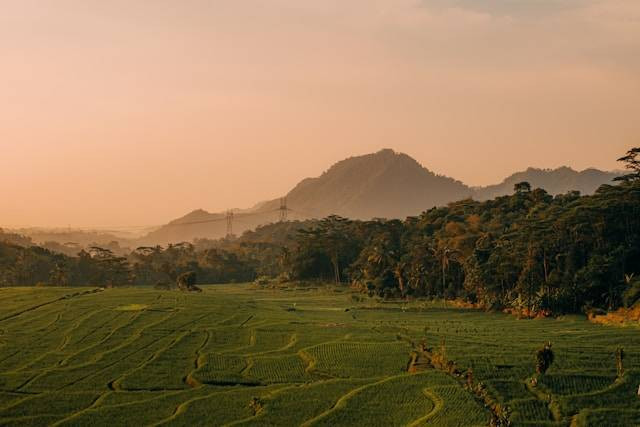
[[535, 342, 554, 375], [177, 271, 202, 292]]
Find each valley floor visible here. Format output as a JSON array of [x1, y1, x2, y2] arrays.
[[0, 285, 639, 426]]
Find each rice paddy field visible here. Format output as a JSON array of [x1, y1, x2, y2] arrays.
[[1, 284, 639, 426]]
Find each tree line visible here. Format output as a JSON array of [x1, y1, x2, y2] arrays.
[[283, 148, 640, 314], [1, 148, 639, 315]]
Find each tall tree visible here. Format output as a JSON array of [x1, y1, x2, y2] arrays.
[[614, 147, 640, 182]]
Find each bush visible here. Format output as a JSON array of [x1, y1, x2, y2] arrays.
[[535, 342, 554, 375], [254, 276, 271, 287], [623, 277, 640, 308], [177, 271, 202, 292]]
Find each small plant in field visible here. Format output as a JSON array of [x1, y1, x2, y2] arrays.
[[491, 404, 512, 427], [535, 341, 554, 375], [446, 360, 459, 375], [474, 381, 487, 397], [254, 276, 271, 287], [616, 347, 625, 378], [429, 337, 447, 368], [249, 397, 264, 415]]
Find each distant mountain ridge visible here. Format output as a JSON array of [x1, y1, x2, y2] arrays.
[[141, 149, 620, 245], [473, 166, 620, 201]]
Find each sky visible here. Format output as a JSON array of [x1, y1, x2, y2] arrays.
[[1, 0, 639, 228]]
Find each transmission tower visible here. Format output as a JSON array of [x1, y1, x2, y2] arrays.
[[279, 197, 288, 222], [226, 210, 234, 237]]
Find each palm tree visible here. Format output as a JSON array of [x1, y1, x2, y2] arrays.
[[430, 244, 460, 297], [393, 260, 407, 296]]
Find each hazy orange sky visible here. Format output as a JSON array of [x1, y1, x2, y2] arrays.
[[1, 0, 639, 228]]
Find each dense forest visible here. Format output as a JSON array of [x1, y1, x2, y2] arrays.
[[1, 148, 639, 315]]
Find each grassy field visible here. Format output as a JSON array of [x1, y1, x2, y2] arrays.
[[0, 285, 639, 426]]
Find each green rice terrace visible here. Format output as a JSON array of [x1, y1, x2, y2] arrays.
[[1, 285, 640, 426]]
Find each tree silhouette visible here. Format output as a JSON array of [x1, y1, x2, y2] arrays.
[[614, 147, 640, 182], [514, 181, 532, 194]]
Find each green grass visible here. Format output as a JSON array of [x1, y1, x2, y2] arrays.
[[247, 354, 309, 383], [119, 331, 207, 390], [305, 341, 409, 378], [236, 379, 371, 426], [192, 353, 253, 386], [309, 372, 461, 426], [416, 385, 488, 426], [0, 284, 639, 426], [572, 408, 640, 427], [485, 379, 528, 403]]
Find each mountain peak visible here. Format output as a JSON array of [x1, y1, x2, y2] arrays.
[[283, 150, 468, 220], [170, 209, 215, 225], [375, 148, 397, 156], [322, 149, 424, 177]]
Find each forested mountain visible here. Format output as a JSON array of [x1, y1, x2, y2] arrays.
[[144, 149, 618, 244]]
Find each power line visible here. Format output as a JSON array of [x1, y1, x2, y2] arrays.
[[164, 207, 295, 228], [15, 205, 323, 235], [279, 197, 288, 222], [166, 216, 228, 227], [226, 211, 234, 237]]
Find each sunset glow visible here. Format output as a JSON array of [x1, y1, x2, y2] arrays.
[[1, 0, 638, 227]]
